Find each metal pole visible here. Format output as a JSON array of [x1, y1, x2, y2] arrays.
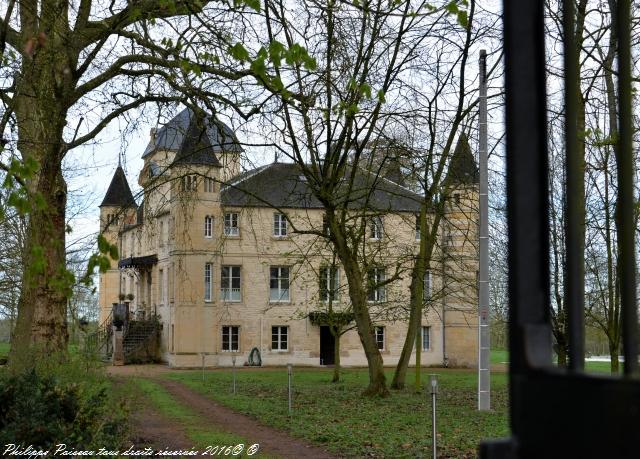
[[287, 363, 293, 416], [430, 374, 438, 459], [232, 356, 237, 394], [478, 49, 491, 411], [201, 353, 205, 382]]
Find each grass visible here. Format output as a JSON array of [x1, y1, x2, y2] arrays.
[[0, 342, 9, 360], [133, 378, 274, 458], [490, 349, 508, 365], [490, 348, 623, 374], [165, 367, 509, 458]]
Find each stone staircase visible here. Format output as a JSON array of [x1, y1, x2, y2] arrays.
[[122, 318, 160, 364], [85, 315, 159, 364]]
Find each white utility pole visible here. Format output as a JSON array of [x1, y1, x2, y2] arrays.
[[478, 49, 491, 411]]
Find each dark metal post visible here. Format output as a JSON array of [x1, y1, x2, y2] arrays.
[[615, 0, 639, 377], [232, 356, 237, 394], [287, 363, 293, 415], [430, 374, 438, 459]]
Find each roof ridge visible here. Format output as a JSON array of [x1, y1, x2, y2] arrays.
[[221, 163, 272, 190]]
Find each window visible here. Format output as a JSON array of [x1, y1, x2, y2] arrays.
[[220, 266, 241, 302], [224, 212, 239, 236], [270, 266, 290, 302], [181, 175, 197, 191], [273, 213, 287, 237], [453, 193, 460, 205], [421, 326, 431, 351], [204, 177, 215, 193], [415, 214, 421, 240], [367, 268, 386, 302], [222, 326, 239, 351], [423, 270, 432, 300], [272, 326, 288, 351], [319, 266, 340, 302], [204, 215, 213, 238], [374, 326, 385, 350], [204, 263, 212, 302], [159, 269, 164, 304], [369, 216, 383, 240]]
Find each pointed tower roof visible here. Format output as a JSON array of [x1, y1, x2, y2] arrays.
[[445, 133, 479, 186], [172, 118, 223, 167], [100, 166, 136, 208], [142, 108, 243, 159]]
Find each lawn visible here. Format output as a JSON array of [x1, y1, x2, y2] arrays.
[[0, 342, 8, 360], [490, 348, 622, 374], [166, 368, 509, 458]]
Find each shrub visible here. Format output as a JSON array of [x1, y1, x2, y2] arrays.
[[0, 368, 127, 450]]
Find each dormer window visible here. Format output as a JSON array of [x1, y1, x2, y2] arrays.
[[204, 177, 215, 193], [369, 216, 383, 240]]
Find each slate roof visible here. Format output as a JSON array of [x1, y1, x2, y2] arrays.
[[221, 163, 421, 212], [100, 166, 136, 208], [445, 133, 479, 185], [172, 119, 222, 167], [142, 108, 243, 159]]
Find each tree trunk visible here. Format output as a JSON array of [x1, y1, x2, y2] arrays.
[[609, 340, 619, 374], [343, 262, 388, 396], [330, 214, 389, 397], [332, 331, 341, 383], [556, 337, 568, 366], [392, 205, 439, 390], [9, 90, 70, 370]]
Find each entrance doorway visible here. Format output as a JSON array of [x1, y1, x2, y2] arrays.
[[319, 326, 335, 365]]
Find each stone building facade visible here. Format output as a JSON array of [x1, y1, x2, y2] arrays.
[[99, 109, 479, 368]]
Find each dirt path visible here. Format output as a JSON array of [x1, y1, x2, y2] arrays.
[[128, 397, 194, 454], [155, 378, 338, 459], [113, 376, 193, 455]]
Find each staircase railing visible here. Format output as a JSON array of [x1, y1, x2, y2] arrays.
[[85, 311, 113, 359]]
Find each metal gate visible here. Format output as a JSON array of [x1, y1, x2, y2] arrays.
[[480, 0, 640, 457]]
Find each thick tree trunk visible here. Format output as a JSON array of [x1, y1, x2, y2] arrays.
[[10, 148, 69, 369], [9, 91, 70, 370], [332, 331, 341, 383]]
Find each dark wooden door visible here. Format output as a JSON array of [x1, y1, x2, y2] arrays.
[[319, 326, 335, 365]]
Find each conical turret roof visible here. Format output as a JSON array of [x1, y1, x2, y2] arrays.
[[444, 133, 479, 186], [100, 166, 136, 208]]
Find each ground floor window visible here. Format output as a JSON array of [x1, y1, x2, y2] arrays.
[[271, 326, 288, 351], [422, 325, 431, 351], [374, 326, 385, 350], [222, 326, 239, 351]]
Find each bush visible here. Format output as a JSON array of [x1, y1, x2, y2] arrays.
[[0, 368, 127, 450]]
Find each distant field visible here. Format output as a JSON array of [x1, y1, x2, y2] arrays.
[[490, 348, 622, 374]]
